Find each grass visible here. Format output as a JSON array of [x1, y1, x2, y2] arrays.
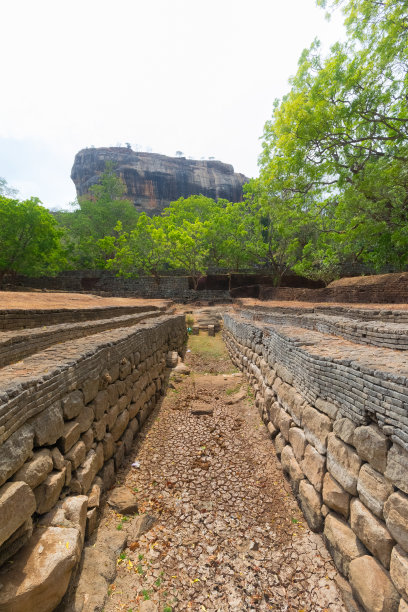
[[187, 333, 227, 358]]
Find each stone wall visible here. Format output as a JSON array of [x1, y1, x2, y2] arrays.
[[0, 314, 187, 609], [224, 310, 408, 611]]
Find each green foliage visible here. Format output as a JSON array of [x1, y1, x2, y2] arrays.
[[56, 163, 139, 269], [0, 196, 63, 280], [256, 0, 408, 282]]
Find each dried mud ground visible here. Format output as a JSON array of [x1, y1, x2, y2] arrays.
[[102, 334, 345, 612]]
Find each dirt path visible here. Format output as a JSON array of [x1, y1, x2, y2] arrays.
[[101, 334, 344, 612]]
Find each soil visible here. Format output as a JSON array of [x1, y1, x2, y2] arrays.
[[238, 298, 408, 310], [0, 291, 170, 310], [98, 334, 344, 612]]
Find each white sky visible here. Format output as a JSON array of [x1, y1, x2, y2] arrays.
[[0, 0, 345, 209]]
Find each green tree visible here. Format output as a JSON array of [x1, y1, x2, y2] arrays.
[[0, 196, 63, 282]]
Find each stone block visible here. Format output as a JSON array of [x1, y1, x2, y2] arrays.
[[349, 555, 399, 612], [386, 444, 408, 495], [350, 498, 395, 569], [302, 404, 332, 454], [101, 459, 115, 491], [12, 449, 53, 489], [315, 398, 338, 419], [114, 442, 125, 470], [298, 479, 323, 532], [111, 409, 130, 442], [358, 464, 394, 519], [192, 325, 199, 335], [62, 390, 84, 420], [65, 441, 87, 470], [108, 363, 120, 384], [88, 481, 102, 509], [65, 460, 72, 486], [82, 375, 99, 404], [128, 402, 140, 419], [384, 492, 408, 553], [86, 507, 99, 538], [0, 518, 33, 567], [301, 444, 326, 492], [322, 473, 350, 519], [333, 417, 356, 446], [288, 427, 306, 462], [31, 401, 64, 446], [391, 545, 408, 601], [327, 433, 362, 495], [323, 512, 366, 576], [278, 383, 304, 425], [122, 428, 134, 455], [400, 599, 408, 612], [34, 469, 66, 514], [92, 416, 107, 442], [91, 390, 109, 420], [129, 417, 140, 437], [0, 425, 34, 487], [276, 407, 292, 440], [117, 394, 129, 413], [0, 482, 36, 547], [106, 403, 119, 430], [51, 447, 65, 470], [267, 421, 278, 438], [103, 433, 115, 461], [107, 382, 119, 407], [39, 495, 88, 547], [58, 421, 81, 454], [119, 358, 132, 380], [353, 425, 389, 474], [76, 404, 94, 434], [333, 574, 364, 612], [0, 526, 82, 612], [81, 427, 94, 452], [281, 445, 304, 494], [75, 450, 99, 495], [95, 442, 104, 471]]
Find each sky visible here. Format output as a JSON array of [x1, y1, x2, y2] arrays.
[[0, 0, 346, 210]]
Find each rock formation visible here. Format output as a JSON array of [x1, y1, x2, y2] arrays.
[[71, 147, 249, 215]]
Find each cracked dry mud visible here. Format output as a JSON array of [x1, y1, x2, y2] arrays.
[[102, 336, 345, 612]]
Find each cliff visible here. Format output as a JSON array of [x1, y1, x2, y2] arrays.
[[71, 147, 249, 214]]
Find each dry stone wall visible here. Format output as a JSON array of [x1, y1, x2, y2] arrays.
[[0, 314, 186, 611], [224, 310, 408, 611]]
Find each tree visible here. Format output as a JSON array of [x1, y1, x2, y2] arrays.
[[0, 196, 63, 282], [0, 177, 18, 197], [56, 163, 139, 269]]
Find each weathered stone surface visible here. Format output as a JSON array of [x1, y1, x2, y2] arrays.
[[71, 147, 248, 216], [358, 463, 394, 519], [31, 401, 64, 446], [122, 428, 134, 455], [101, 459, 115, 491], [353, 425, 389, 474], [391, 545, 408, 601], [267, 421, 278, 438], [75, 450, 99, 494], [52, 447, 65, 470], [334, 574, 364, 612], [276, 407, 292, 440], [81, 427, 94, 452], [0, 481, 36, 547], [103, 432, 115, 461], [81, 376, 99, 404], [349, 555, 400, 612], [12, 449, 53, 489], [107, 486, 138, 514], [288, 427, 306, 462], [174, 362, 190, 375], [350, 498, 395, 569], [91, 390, 109, 420], [333, 417, 356, 446], [384, 492, 408, 553], [76, 404, 94, 434], [88, 480, 102, 508], [92, 415, 107, 441], [302, 404, 332, 454], [327, 433, 362, 495], [322, 473, 350, 519], [0, 526, 82, 612], [39, 495, 88, 546], [274, 432, 286, 457], [323, 512, 366, 576], [400, 598, 408, 612], [277, 383, 304, 425], [0, 518, 33, 567], [110, 409, 130, 442], [58, 421, 81, 454], [127, 514, 157, 540], [0, 425, 34, 486], [298, 479, 323, 532], [281, 445, 304, 493], [301, 444, 326, 492], [86, 507, 98, 538], [34, 469, 66, 514], [386, 444, 408, 495], [65, 440, 87, 470], [315, 398, 338, 420], [62, 390, 84, 420]]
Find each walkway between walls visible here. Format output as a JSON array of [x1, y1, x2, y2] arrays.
[[68, 334, 345, 612]]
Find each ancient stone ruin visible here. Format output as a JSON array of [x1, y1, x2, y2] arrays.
[[2, 283, 408, 610], [71, 147, 249, 215]]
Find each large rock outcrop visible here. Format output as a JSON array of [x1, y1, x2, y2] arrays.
[[71, 147, 249, 215]]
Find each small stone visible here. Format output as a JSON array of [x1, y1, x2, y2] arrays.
[[107, 486, 138, 514]]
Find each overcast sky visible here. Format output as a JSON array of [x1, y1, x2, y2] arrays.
[[1, 0, 345, 209]]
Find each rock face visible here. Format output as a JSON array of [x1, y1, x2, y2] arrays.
[[71, 147, 249, 215]]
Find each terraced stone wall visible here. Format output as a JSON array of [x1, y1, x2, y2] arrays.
[[0, 314, 186, 609], [224, 311, 408, 611]]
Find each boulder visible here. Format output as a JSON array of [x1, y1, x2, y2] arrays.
[[357, 463, 394, 519], [353, 425, 389, 474], [384, 492, 408, 553], [349, 555, 399, 612], [323, 512, 366, 576], [322, 472, 350, 519], [107, 486, 138, 514], [326, 433, 362, 495], [0, 482, 36, 547], [350, 498, 395, 568]]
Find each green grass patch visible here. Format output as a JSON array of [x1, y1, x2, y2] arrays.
[[187, 334, 228, 358]]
